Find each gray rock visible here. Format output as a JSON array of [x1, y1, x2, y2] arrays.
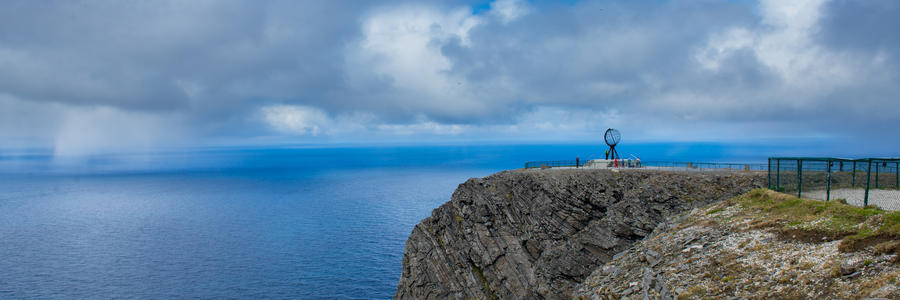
[[602, 265, 619, 275], [642, 267, 655, 299], [840, 260, 859, 276], [657, 273, 671, 300], [646, 249, 661, 266], [394, 169, 764, 299]]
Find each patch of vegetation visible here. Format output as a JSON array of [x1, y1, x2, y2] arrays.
[[874, 241, 900, 255], [732, 189, 900, 252], [677, 285, 707, 300], [470, 263, 498, 300], [706, 208, 724, 215]]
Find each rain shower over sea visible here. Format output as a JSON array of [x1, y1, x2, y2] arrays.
[[0, 144, 762, 298]]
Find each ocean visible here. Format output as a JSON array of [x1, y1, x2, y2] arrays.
[[0, 144, 765, 298]]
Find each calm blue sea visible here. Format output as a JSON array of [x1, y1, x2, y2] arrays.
[[0, 144, 766, 298]]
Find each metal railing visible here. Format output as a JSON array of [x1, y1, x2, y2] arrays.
[[523, 159, 766, 171], [524, 160, 581, 169], [768, 157, 900, 211], [641, 161, 766, 171]]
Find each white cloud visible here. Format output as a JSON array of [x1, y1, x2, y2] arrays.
[[376, 121, 469, 136], [346, 4, 492, 119], [490, 0, 531, 24], [0, 1, 898, 153], [355, 6, 480, 85], [260, 104, 473, 137], [261, 105, 331, 135], [694, 0, 879, 99]]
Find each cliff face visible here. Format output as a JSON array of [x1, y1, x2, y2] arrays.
[[395, 169, 765, 299]]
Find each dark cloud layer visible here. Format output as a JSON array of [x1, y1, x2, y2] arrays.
[[0, 0, 897, 155]]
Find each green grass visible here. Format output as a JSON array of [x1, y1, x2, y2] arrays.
[[706, 208, 724, 215], [730, 189, 900, 252], [470, 263, 498, 300]]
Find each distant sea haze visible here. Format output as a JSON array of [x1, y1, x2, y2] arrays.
[[0, 144, 766, 298]]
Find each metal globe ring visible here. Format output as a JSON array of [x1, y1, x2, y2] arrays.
[[604, 128, 621, 146]]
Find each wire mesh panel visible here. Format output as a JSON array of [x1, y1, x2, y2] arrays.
[[801, 160, 829, 198], [872, 161, 900, 189], [866, 160, 900, 211], [769, 157, 900, 211], [769, 159, 799, 194]]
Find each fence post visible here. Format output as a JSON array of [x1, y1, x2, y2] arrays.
[[875, 162, 880, 189], [826, 160, 832, 201], [864, 159, 872, 207], [896, 162, 898, 188], [767, 158, 772, 188], [852, 161, 857, 187], [776, 159, 781, 191], [797, 160, 803, 198]]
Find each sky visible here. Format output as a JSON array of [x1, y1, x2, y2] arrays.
[[0, 0, 898, 156]]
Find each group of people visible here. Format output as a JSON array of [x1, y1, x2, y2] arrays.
[[605, 149, 641, 168]]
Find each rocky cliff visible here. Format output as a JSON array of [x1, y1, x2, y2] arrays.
[[574, 189, 900, 299], [395, 169, 765, 299]]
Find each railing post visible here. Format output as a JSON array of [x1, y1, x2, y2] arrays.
[[876, 162, 880, 189], [767, 158, 772, 188], [797, 160, 803, 198], [852, 161, 857, 187], [865, 159, 872, 207], [776, 159, 781, 191], [896, 162, 898, 188], [826, 160, 832, 201]]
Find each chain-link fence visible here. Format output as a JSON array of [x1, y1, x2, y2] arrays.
[[768, 157, 900, 211]]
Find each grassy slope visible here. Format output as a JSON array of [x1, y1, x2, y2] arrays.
[[727, 189, 900, 254]]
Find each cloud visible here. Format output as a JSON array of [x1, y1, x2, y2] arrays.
[[0, 0, 898, 154], [345, 4, 490, 122], [490, 0, 531, 24], [261, 105, 331, 136], [695, 0, 873, 97]]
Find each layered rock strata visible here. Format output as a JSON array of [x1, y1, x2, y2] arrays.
[[395, 169, 764, 299]]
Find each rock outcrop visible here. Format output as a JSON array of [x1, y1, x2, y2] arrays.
[[574, 189, 900, 299], [395, 169, 765, 299]]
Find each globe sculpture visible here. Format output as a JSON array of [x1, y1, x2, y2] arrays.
[[604, 128, 621, 161]]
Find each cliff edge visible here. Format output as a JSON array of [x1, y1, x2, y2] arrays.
[[395, 169, 765, 299]]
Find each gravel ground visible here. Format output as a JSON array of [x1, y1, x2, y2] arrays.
[[804, 188, 900, 211]]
